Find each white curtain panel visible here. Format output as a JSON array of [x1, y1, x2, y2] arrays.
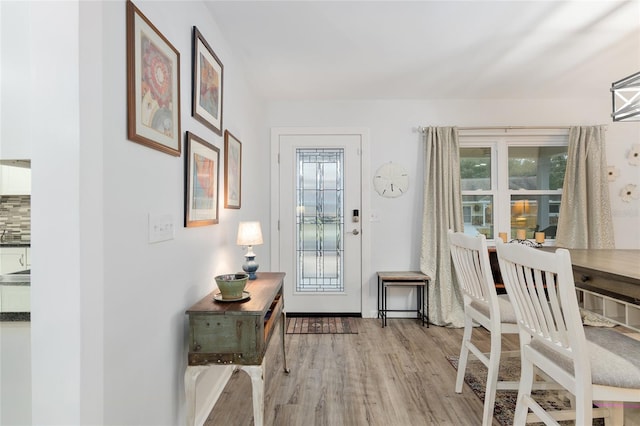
[[420, 127, 465, 327], [556, 126, 615, 249]]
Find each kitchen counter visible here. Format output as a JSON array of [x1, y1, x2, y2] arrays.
[[0, 270, 30, 321], [0, 269, 30, 286], [0, 312, 29, 321], [0, 275, 30, 286], [0, 242, 30, 247]]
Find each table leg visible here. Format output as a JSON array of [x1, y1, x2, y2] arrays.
[[420, 284, 425, 326], [377, 276, 382, 321], [239, 363, 265, 426], [417, 285, 421, 324], [426, 279, 430, 328], [281, 310, 290, 373], [381, 281, 384, 327], [383, 283, 388, 327], [420, 286, 426, 327], [184, 365, 209, 426]]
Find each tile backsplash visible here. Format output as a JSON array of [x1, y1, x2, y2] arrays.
[[0, 195, 31, 242]]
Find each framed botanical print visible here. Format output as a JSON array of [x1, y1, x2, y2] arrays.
[[185, 132, 220, 227], [224, 130, 242, 209], [192, 26, 224, 135], [126, 1, 181, 156]]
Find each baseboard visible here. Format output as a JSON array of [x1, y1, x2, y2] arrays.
[[286, 312, 362, 318], [287, 311, 379, 319], [194, 366, 234, 426]]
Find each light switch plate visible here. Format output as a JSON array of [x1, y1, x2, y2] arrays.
[[148, 213, 174, 243]]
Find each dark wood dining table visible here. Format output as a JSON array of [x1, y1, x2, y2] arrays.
[[561, 249, 640, 304], [488, 247, 640, 303]]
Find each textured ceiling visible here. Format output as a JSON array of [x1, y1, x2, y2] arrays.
[[205, 1, 640, 101]]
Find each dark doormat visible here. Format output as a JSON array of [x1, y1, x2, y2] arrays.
[[286, 317, 358, 334]]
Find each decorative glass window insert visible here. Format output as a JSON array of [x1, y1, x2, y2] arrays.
[[296, 148, 344, 292]]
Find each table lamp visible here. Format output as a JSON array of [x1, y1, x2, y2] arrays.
[[237, 221, 263, 280]]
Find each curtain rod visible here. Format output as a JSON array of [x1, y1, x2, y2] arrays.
[[415, 125, 607, 133]]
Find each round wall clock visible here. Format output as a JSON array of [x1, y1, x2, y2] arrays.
[[373, 162, 409, 198]]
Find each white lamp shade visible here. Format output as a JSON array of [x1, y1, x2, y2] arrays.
[[237, 221, 263, 246]]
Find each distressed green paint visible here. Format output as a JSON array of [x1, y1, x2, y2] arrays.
[[186, 272, 285, 366]]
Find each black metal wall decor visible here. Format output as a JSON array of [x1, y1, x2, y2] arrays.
[[612, 71, 640, 122]]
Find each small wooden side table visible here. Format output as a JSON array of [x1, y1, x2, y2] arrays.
[[377, 271, 430, 328], [184, 272, 290, 426]]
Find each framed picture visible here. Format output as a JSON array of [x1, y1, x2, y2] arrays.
[[185, 132, 220, 227], [224, 130, 242, 209], [126, 1, 181, 156], [192, 26, 224, 135]]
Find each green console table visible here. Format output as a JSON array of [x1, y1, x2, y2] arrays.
[[185, 272, 289, 426]]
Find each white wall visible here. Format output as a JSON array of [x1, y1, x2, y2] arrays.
[[267, 98, 640, 316], [98, 2, 270, 425], [30, 1, 83, 424], [0, 4, 35, 423], [2, 0, 638, 424], [0, 322, 31, 425], [2, 1, 270, 425], [0, 1, 32, 159]]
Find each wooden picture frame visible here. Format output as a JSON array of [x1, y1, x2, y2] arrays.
[[185, 132, 220, 227], [224, 130, 242, 209], [192, 26, 224, 136], [126, 1, 181, 156]]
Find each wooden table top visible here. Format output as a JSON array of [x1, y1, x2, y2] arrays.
[[186, 272, 285, 316], [562, 249, 640, 283], [377, 271, 431, 281]]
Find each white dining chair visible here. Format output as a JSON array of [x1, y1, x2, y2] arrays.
[[448, 230, 521, 426], [496, 240, 640, 425]]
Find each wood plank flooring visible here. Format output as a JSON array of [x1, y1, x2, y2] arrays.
[[204, 318, 517, 426]]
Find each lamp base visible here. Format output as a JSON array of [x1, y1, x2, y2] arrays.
[[242, 255, 259, 280]]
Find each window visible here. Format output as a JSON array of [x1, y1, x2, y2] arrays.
[[460, 131, 568, 243]]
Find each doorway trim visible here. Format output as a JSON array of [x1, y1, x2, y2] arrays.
[[270, 127, 371, 316]]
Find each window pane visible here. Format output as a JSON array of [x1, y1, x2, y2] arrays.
[[508, 146, 567, 190], [462, 195, 493, 239], [460, 148, 491, 190], [510, 195, 561, 239]]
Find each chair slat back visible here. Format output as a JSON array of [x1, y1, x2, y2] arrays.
[[496, 241, 587, 359], [448, 230, 498, 308]]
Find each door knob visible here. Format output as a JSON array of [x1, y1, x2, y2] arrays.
[[352, 229, 360, 235]]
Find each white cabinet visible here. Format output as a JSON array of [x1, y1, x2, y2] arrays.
[[0, 286, 30, 312], [0, 165, 31, 195], [0, 248, 28, 274], [576, 287, 640, 332]]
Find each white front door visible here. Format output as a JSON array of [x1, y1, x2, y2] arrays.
[[272, 129, 365, 314]]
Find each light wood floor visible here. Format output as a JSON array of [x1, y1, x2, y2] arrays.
[[204, 318, 517, 426]]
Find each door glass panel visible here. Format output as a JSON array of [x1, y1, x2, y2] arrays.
[[296, 148, 344, 292]]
